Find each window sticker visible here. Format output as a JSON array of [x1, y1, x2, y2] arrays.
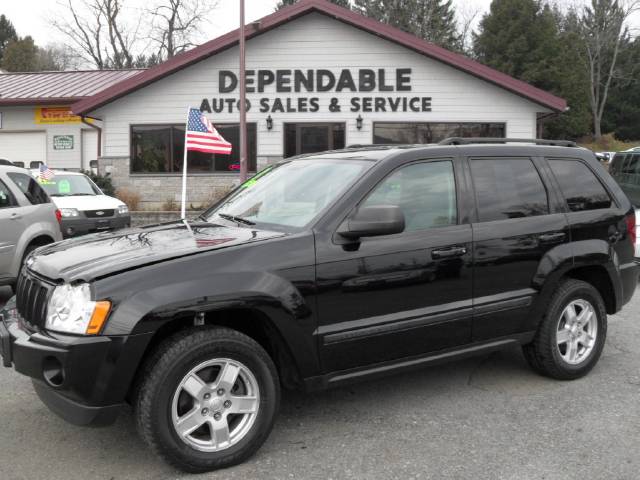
[[58, 179, 71, 194], [241, 166, 273, 189]]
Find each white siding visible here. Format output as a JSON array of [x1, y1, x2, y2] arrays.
[[97, 12, 549, 159], [0, 105, 86, 169], [81, 129, 99, 169]]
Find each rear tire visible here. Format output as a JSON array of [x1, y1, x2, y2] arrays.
[[134, 326, 280, 473], [523, 279, 607, 380]]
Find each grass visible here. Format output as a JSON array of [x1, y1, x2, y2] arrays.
[[577, 133, 640, 152]]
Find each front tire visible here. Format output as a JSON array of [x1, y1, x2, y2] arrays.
[[134, 326, 280, 473], [523, 279, 607, 380]]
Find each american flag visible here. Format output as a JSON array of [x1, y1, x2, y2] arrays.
[[38, 164, 54, 180], [185, 108, 232, 155]]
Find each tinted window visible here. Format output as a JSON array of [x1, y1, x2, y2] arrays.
[[362, 161, 457, 231], [610, 153, 627, 176], [549, 159, 612, 211], [7, 172, 50, 205], [622, 154, 639, 174], [0, 180, 17, 209], [470, 158, 549, 222]]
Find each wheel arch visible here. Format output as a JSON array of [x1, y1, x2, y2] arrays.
[[127, 306, 305, 403]]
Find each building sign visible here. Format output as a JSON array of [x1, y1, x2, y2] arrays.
[[53, 135, 74, 150], [200, 68, 432, 114], [35, 107, 86, 124]]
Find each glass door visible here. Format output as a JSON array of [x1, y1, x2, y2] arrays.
[[284, 123, 345, 157]]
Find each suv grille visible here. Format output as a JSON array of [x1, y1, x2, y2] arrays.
[[84, 209, 115, 218], [15, 271, 53, 329]]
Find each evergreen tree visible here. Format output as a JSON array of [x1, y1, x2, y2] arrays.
[[0, 14, 18, 65], [1, 36, 38, 72], [473, 0, 591, 139], [275, 0, 351, 9], [353, 0, 460, 50]]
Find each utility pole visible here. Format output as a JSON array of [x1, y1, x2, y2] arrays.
[[239, 0, 248, 182]]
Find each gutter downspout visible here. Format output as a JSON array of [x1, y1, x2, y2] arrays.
[[80, 115, 102, 171]]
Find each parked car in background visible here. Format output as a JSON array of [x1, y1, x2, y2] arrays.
[[609, 151, 640, 259], [30, 170, 130, 238], [0, 165, 62, 289], [1, 138, 637, 472], [596, 151, 616, 164]]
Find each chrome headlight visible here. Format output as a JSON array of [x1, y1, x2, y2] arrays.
[[118, 205, 129, 215], [59, 208, 79, 218], [46, 283, 111, 335]]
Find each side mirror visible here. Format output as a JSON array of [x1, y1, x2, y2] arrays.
[[338, 205, 405, 239]]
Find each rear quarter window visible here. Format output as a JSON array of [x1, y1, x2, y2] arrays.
[[548, 159, 612, 212], [7, 172, 50, 205]]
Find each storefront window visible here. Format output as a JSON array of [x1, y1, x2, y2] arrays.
[[131, 124, 257, 173], [373, 122, 505, 144]]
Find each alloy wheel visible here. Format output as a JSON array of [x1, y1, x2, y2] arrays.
[[556, 299, 598, 366]]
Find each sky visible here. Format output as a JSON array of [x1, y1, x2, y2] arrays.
[[1, 0, 493, 48], [0, 0, 637, 56]]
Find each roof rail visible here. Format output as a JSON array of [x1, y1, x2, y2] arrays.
[[438, 137, 577, 147]]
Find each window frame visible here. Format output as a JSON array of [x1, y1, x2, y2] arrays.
[[129, 122, 258, 175], [467, 156, 552, 224], [7, 172, 50, 205], [371, 121, 507, 145]]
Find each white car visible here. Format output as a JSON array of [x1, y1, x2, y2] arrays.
[[31, 170, 130, 238]]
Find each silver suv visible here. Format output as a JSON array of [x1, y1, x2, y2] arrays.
[[0, 165, 62, 288]]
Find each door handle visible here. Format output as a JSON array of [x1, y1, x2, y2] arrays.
[[9, 213, 22, 220], [538, 232, 566, 244], [431, 246, 467, 259]]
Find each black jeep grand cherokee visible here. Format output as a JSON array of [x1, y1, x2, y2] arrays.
[[1, 139, 638, 472]]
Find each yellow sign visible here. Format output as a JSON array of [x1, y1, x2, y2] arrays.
[[34, 106, 90, 125]]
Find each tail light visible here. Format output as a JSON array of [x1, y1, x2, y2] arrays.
[[626, 213, 636, 245], [55, 209, 62, 224]]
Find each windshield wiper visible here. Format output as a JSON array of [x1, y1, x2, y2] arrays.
[[217, 212, 256, 226]]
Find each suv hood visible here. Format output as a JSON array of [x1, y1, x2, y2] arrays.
[[28, 221, 285, 283], [50, 194, 125, 210]]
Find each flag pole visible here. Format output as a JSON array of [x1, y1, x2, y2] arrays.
[[239, 0, 248, 183], [180, 107, 189, 219]]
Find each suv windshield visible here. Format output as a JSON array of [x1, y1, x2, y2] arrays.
[[202, 159, 372, 230], [37, 174, 101, 197]]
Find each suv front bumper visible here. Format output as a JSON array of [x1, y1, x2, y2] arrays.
[[61, 214, 131, 238], [0, 306, 151, 426]]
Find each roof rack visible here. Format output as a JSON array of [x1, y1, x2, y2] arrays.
[[438, 137, 577, 147]]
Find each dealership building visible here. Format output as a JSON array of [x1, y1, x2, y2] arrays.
[[0, 0, 566, 209]]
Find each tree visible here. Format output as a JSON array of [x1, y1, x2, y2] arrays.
[[473, 0, 593, 139], [0, 14, 17, 65], [147, 0, 218, 59], [1, 36, 38, 72], [52, 0, 140, 69], [578, 0, 639, 139], [275, 0, 351, 9], [353, 0, 460, 50]]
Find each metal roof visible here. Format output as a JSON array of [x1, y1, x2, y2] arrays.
[[0, 69, 144, 106], [73, 0, 567, 115]]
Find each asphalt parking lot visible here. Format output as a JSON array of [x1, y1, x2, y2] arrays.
[[1, 285, 639, 480]]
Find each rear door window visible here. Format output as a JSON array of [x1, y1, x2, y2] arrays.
[[7, 172, 50, 205], [470, 158, 549, 222], [0, 180, 17, 209], [548, 159, 612, 211]]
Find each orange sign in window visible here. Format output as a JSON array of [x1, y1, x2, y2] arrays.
[[34, 106, 91, 124]]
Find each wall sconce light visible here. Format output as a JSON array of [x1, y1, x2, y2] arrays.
[[356, 115, 363, 130], [266, 115, 273, 130]]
